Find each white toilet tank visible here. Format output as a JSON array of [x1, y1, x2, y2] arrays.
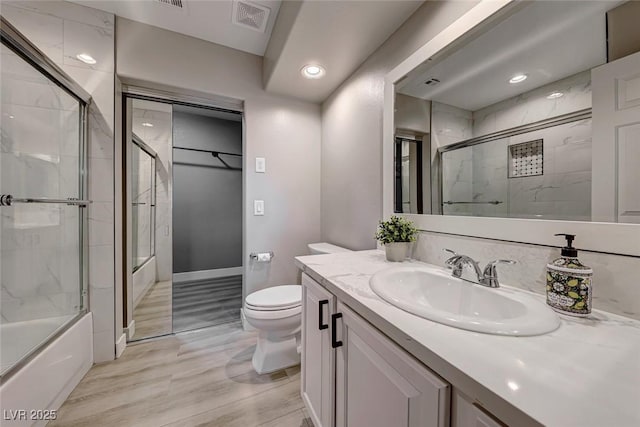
[[307, 242, 352, 255]]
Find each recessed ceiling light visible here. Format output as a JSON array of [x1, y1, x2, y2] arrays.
[[142, 122, 154, 127], [76, 53, 96, 65], [509, 74, 527, 84], [546, 91, 564, 99], [301, 64, 325, 79]]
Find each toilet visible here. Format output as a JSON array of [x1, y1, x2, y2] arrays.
[[243, 242, 351, 374]]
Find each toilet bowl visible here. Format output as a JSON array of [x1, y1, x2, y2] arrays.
[[243, 285, 302, 374], [244, 242, 351, 374]]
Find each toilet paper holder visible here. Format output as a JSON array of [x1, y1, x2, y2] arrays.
[[250, 251, 275, 262]]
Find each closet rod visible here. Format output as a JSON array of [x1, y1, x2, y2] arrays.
[[173, 146, 242, 157]]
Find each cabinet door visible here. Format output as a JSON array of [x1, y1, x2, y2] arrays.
[[335, 302, 450, 427], [452, 391, 506, 427], [302, 273, 336, 427]]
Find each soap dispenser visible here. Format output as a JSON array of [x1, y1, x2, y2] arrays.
[[546, 234, 593, 317]]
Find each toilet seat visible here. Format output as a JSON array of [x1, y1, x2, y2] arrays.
[[244, 305, 301, 320], [245, 285, 301, 311]]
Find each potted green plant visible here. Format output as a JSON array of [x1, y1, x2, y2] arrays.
[[375, 216, 418, 262]]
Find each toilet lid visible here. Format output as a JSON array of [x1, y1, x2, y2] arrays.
[[245, 285, 302, 310]]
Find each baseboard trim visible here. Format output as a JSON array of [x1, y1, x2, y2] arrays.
[[173, 266, 243, 282], [115, 333, 127, 358], [125, 320, 136, 341]]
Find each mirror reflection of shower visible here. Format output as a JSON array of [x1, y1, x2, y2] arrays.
[[128, 99, 172, 341]]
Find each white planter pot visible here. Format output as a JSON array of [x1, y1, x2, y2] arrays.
[[384, 242, 411, 262]]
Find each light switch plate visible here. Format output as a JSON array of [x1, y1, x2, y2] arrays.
[[254, 200, 265, 216], [255, 157, 266, 173]]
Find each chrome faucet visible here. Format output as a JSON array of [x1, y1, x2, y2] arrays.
[[444, 249, 516, 288]]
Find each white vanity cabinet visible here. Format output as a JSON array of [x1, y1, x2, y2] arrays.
[[301, 273, 450, 427], [334, 302, 450, 427], [301, 274, 336, 427]]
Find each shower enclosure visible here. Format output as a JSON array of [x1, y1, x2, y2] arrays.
[[0, 18, 90, 378]]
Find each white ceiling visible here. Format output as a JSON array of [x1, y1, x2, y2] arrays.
[[263, 0, 423, 103], [71, 0, 423, 103], [71, 0, 281, 56], [398, 1, 622, 111]]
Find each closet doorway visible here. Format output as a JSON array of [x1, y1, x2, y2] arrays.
[[123, 92, 244, 342]]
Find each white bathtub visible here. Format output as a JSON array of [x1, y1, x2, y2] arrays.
[[0, 314, 93, 427]]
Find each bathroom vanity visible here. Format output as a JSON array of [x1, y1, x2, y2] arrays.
[[296, 250, 640, 427]]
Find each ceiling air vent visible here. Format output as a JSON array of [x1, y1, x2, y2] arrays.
[[156, 0, 184, 8], [232, 0, 271, 33], [424, 78, 441, 86]]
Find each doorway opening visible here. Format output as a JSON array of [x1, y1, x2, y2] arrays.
[[123, 92, 244, 342]]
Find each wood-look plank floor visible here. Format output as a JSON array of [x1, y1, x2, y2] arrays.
[[50, 322, 311, 427], [173, 276, 243, 333], [132, 280, 173, 341]]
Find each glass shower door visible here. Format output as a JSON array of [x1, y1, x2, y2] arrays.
[[0, 34, 88, 376]]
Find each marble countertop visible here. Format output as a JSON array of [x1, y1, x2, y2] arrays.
[[295, 250, 640, 427]]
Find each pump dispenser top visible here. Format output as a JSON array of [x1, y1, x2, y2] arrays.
[[555, 233, 578, 257]]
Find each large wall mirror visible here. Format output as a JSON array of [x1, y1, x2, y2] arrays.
[[384, 0, 640, 255]]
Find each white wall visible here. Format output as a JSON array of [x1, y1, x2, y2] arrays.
[[116, 18, 322, 296], [321, 1, 480, 250], [3, 1, 116, 363]]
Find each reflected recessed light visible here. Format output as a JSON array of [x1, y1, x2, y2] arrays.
[[509, 74, 527, 84], [507, 380, 520, 391], [142, 122, 154, 127], [76, 53, 96, 65], [547, 91, 564, 99], [301, 64, 325, 79]]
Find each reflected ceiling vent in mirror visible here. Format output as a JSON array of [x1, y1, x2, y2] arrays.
[[156, 0, 184, 8], [508, 139, 544, 178], [424, 78, 440, 86], [232, 0, 271, 33]]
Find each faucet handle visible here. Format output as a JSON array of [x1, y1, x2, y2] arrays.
[[483, 259, 516, 278], [443, 249, 459, 268]]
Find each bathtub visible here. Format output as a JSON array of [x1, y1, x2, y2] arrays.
[[0, 314, 93, 427]]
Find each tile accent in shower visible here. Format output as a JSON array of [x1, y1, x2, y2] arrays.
[[508, 139, 543, 178]]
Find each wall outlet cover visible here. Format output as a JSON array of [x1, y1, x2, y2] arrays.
[[255, 157, 266, 173]]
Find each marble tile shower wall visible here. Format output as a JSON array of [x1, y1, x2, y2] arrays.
[[438, 70, 594, 220], [132, 106, 172, 281], [431, 102, 474, 216], [413, 231, 640, 321], [2, 1, 116, 362], [473, 70, 592, 137], [1, 44, 82, 323], [442, 119, 593, 220]]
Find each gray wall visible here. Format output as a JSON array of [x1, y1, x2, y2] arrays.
[[321, 1, 480, 250], [172, 110, 242, 273], [117, 17, 321, 297]]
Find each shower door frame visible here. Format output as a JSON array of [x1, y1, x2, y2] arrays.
[[131, 133, 158, 273], [0, 17, 91, 381]]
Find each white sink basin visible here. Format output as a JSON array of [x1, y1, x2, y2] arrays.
[[370, 266, 560, 336]]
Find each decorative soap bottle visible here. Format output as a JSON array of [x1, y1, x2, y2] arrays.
[[546, 234, 593, 317]]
